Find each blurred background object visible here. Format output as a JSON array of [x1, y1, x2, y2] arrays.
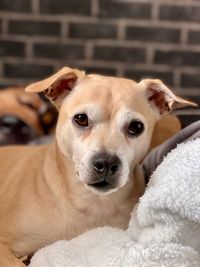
[[0, 0, 199, 145], [0, 87, 57, 145]]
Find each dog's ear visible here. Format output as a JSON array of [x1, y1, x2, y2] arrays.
[[25, 67, 85, 109], [139, 79, 197, 116]]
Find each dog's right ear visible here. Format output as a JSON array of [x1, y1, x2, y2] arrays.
[[25, 67, 85, 109], [139, 79, 197, 117]]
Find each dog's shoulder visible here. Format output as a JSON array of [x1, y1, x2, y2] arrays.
[[0, 145, 49, 178], [0, 144, 48, 156]]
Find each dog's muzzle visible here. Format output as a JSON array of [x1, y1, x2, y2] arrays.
[[88, 152, 121, 192]]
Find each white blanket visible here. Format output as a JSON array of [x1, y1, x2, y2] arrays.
[[30, 138, 200, 267]]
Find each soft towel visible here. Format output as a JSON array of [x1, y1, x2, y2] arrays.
[[29, 124, 200, 267]]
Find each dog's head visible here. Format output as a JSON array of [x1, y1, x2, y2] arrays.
[[26, 67, 196, 194]]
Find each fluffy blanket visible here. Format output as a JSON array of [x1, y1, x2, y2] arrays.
[[29, 122, 200, 267]]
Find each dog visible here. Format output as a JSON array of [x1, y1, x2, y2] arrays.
[[0, 87, 57, 145], [0, 67, 195, 266]]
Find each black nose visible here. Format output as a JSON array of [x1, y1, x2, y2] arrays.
[[92, 153, 120, 177]]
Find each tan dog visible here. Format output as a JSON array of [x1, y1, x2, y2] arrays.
[[0, 67, 195, 266]]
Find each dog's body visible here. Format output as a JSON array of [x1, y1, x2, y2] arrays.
[[0, 143, 143, 264], [0, 68, 195, 266]]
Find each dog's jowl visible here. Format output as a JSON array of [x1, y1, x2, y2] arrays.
[[0, 67, 195, 266]]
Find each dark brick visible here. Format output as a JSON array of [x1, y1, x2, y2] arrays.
[[8, 20, 61, 36], [0, 0, 31, 12], [154, 50, 200, 67], [85, 66, 116, 76], [69, 22, 117, 39], [159, 5, 200, 22], [0, 40, 25, 57], [99, 0, 151, 19], [34, 43, 85, 60], [94, 46, 146, 63], [188, 30, 200, 45], [181, 73, 200, 88], [4, 63, 54, 79], [125, 69, 174, 86], [40, 0, 91, 15], [126, 26, 180, 43]]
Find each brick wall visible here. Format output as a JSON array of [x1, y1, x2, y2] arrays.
[[0, 0, 200, 113]]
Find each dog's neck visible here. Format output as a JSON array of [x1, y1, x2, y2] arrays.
[[42, 141, 77, 199]]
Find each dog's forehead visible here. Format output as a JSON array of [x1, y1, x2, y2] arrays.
[[67, 74, 143, 106], [60, 74, 151, 120], [81, 74, 138, 95]]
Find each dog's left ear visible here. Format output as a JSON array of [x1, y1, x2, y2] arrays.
[[25, 67, 85, 109], [139, 79, 197, 116]]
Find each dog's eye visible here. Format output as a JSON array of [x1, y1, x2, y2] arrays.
[[127, 120, 144, 137], [73, 113, 89, 128]]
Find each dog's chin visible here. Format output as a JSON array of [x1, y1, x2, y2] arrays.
[[85, 181, 120, 195]]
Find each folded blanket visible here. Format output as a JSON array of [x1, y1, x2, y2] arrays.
[[30, 123, 200, 267]]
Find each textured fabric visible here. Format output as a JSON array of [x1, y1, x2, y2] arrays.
[[143, 120, 200, 183]]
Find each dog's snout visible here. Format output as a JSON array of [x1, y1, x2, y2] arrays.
[[92, 153, 120, 176]]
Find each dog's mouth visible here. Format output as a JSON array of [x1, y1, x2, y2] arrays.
[[87, 180, 115, 192]]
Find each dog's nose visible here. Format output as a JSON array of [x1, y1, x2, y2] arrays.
[[92, 153, 120, 177]]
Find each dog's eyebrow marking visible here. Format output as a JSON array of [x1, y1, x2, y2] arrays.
[[116, 108, 145, 130], [71, 104, 101, 122]]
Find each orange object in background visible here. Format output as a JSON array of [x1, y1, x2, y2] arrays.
[[0, 87, 57, 145]]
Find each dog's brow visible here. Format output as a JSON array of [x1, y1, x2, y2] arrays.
[[72, 104, 101, 121], [116, 108, 145, 129]]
